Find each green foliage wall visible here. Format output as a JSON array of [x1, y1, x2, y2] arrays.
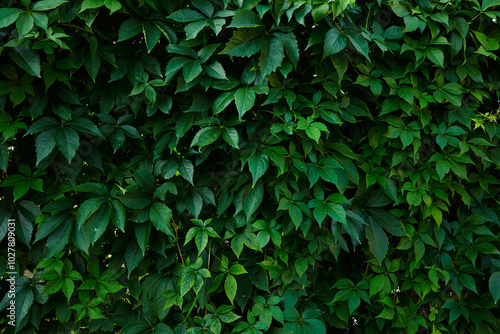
[[1, 0, 500, 333]]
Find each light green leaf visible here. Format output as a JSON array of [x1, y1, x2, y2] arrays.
[[31, 0, 68, 11], [225, 273, 237, 305], [426, 47, 444, 67], [323, 27, 347, 60], [234, 87, 255, 119], [61, 277, 74, 302], [295, 257, 308, 277], [79, 0, 105, 12], [14, 179, 30, 202], [0, 8, 24, 28], [222, 127, 239, 148], [191, 127, 221, 148], [104, 0, 121, 13], [16, 12, 34, 37], [213, 91, 235, 114], [248, 152, 269, 187]]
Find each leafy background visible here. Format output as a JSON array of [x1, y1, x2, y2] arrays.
[[1, 0, 500, 333]]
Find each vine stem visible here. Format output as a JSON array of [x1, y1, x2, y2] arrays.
[[172, 218, 185, 266], [205, 241, 212, 316], [172, 218, 200, 317]]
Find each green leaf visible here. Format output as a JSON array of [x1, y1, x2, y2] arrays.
[[220, 28, 263, 57], [289, 204, 302, 228], [366, 217, 388, 265], [311, 3, 329, 23], [229, 263, 247, 275], [168, 9, 206, 22], [61, 277, 74, 302], [426, 47, 444, 67], [87, 205, 110, 244], [31, 0, 68, 11], [248, 152, 269, 187], [34, 213, 68, 243], [242, 183, 264, 220], [118, 189, 152, 209], [259, 36, 284, 77], [225, 274, 237, 305], [178, 159, 194, 185], [347, 30, 370, 61], [204, 61, 227, 80], [295, 257, 308, 277], [16, 12, 34, 37], [489, 272, 500, 302], [185, 20, 207, 39], [55, 126, 80, 163], [213, 91, 235, 114], [0, 144, 8, 170], [35, 128, 56, 165], [222, 127, 239, 148], [104, 0, 121, 14], [370, 274, 386, 296], [191, 127, 222, 148], [179, 270, 195, 297], [87, 307, 106, 319], [118, 19, 143, 42], [46, 218, 72, 257], [482, 0, 500, 10], [368, 209, 407, 236], [436, 159, 451, 180], [183, 60, 203, 83], [0, 8, 24, 28], [274, 32, 299, 66], [234, 87, 255, 119], [327, 202, 346, 224], [125, 239, 144, 277], [323, 27, 347, 60], [228, 10, 263, 28], [135, 222, 151, 256], [14, 179, 30, 202], [8, 44, 41, 77], [15, 285, 34, 323], [79, 0, 105, 12], [149, 202, 174, 236], [143, 22, 161, 53]]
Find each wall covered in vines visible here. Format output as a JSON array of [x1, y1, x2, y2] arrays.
[[1, 0, 500, 333]]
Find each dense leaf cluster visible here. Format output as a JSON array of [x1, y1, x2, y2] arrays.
[[1, 0, 500, 333]]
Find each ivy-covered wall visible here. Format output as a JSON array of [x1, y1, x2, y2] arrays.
[[1, 0, 500, 333]]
